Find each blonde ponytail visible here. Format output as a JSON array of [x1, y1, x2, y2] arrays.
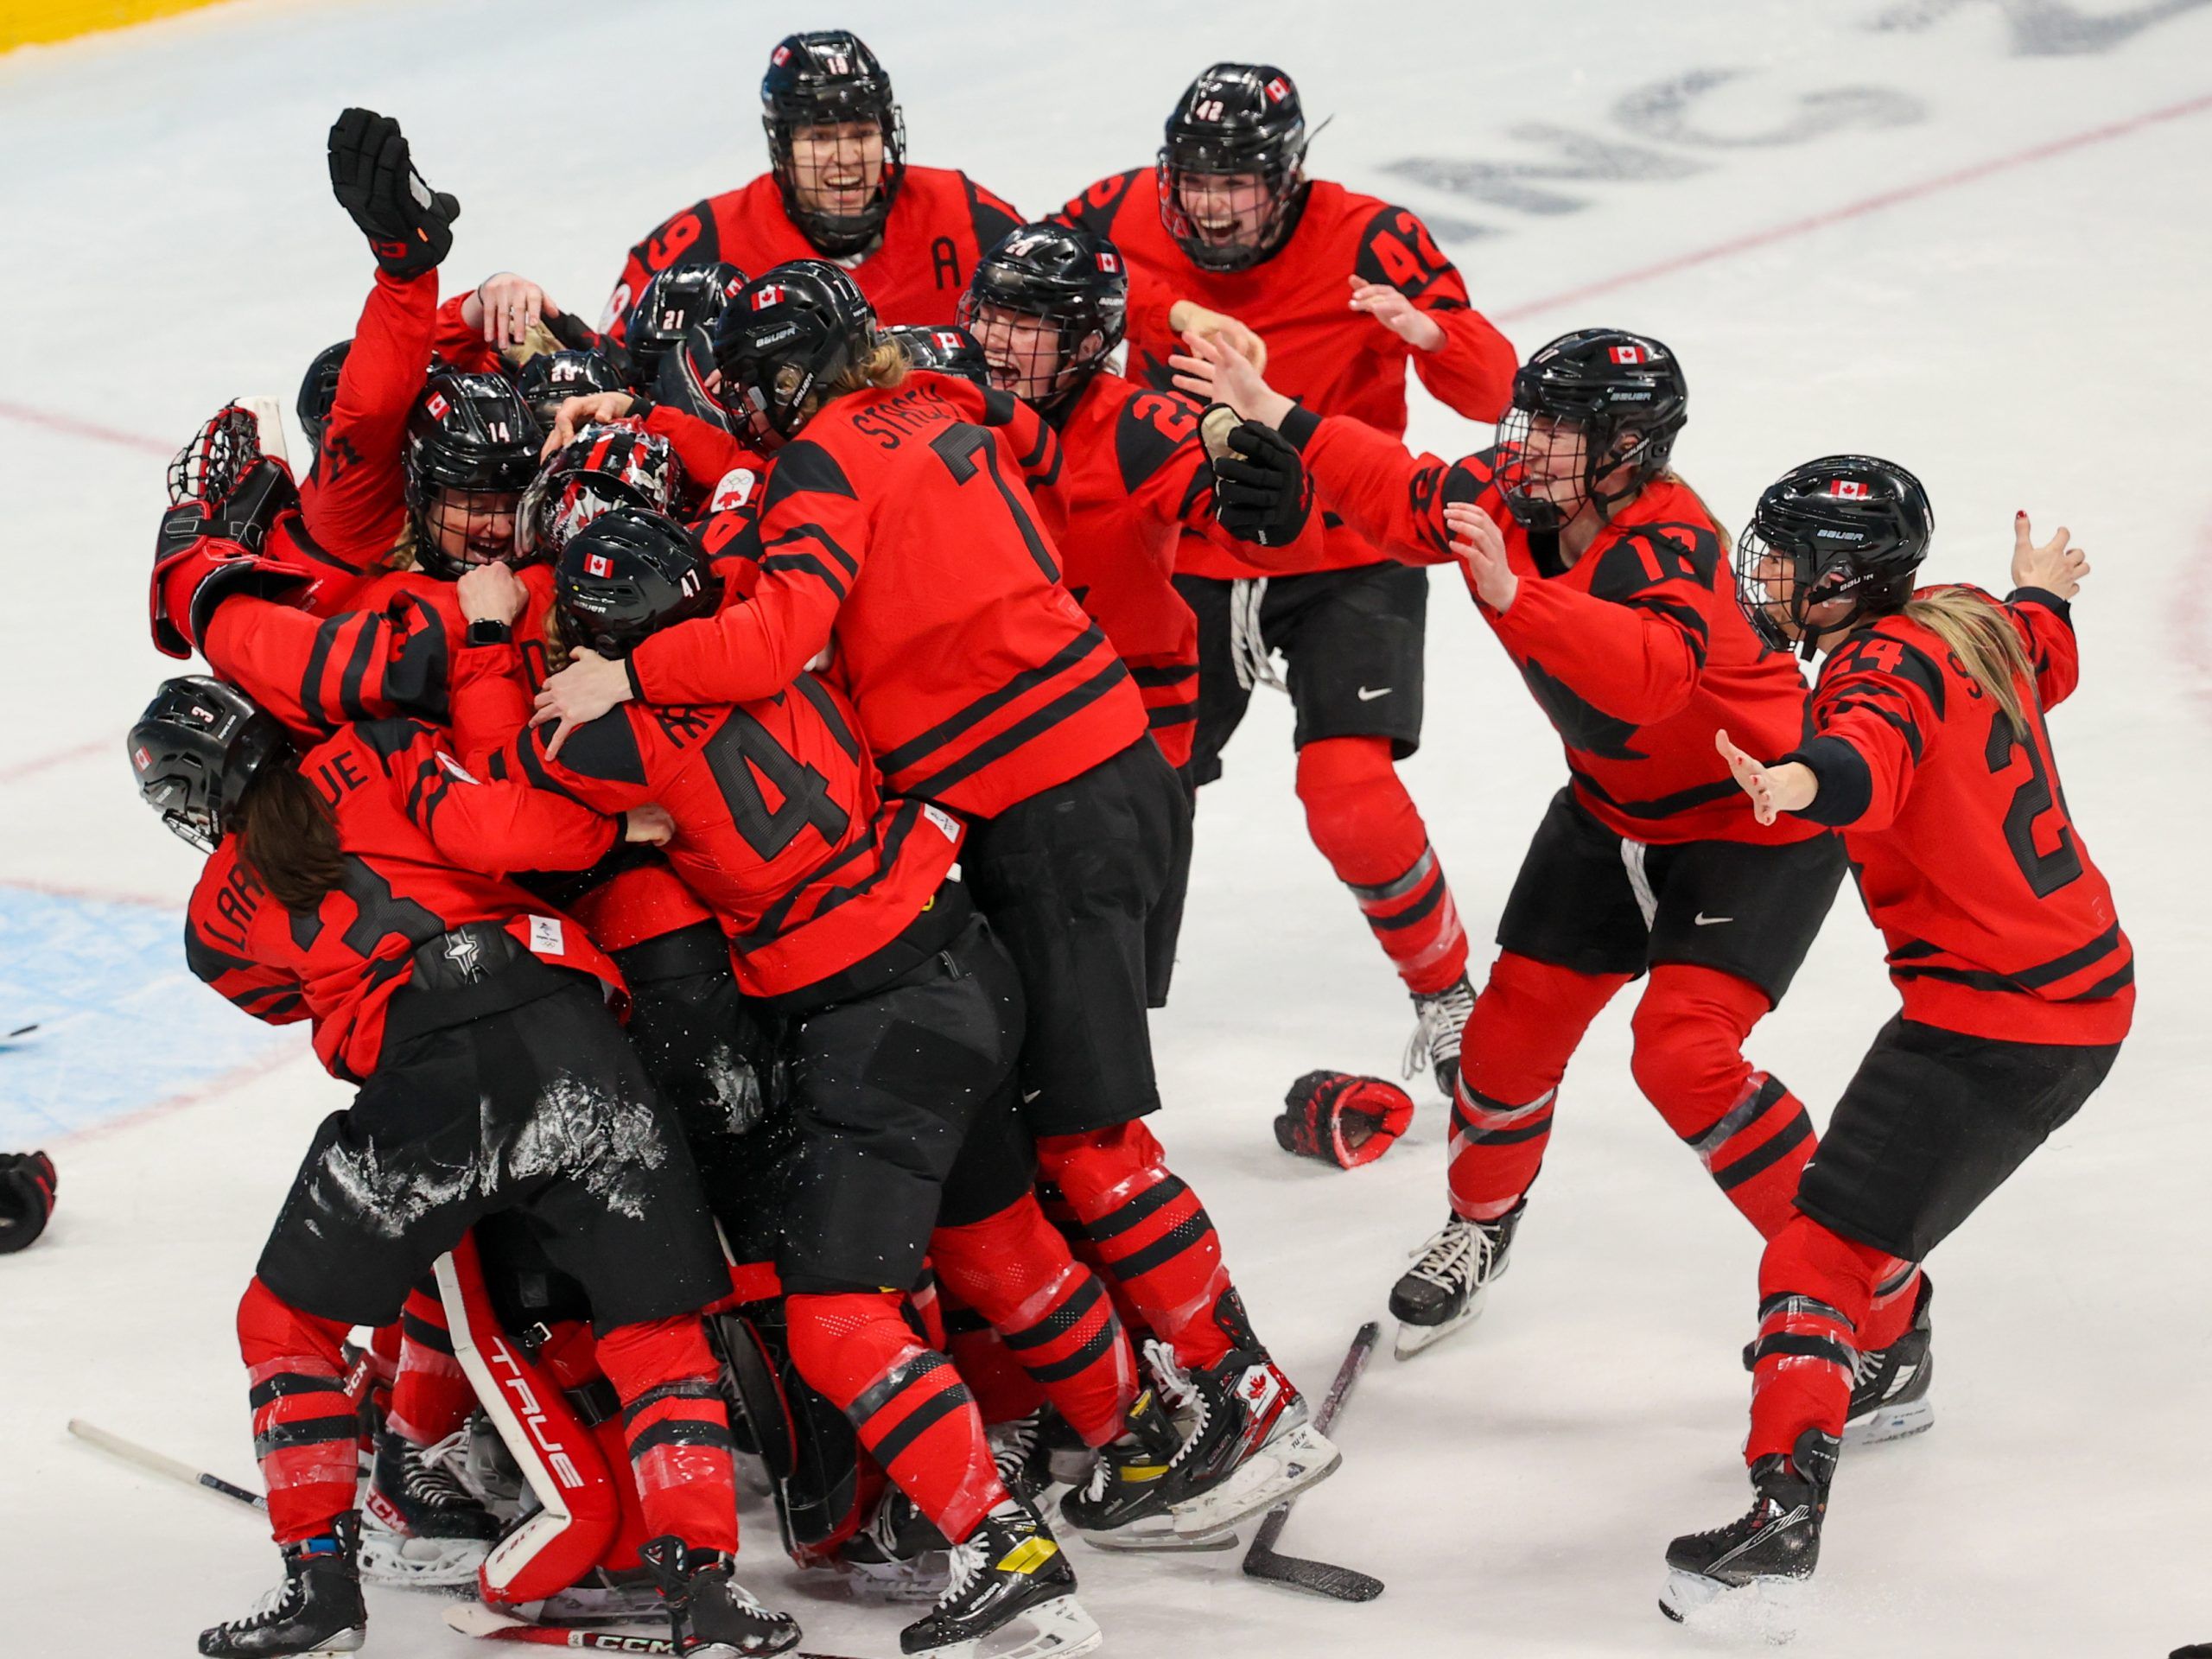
[[1900, 587, 2035, 737]]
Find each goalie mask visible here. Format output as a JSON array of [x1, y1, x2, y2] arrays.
[[518, 421, 684, 563], [128, 677, 288, 854]]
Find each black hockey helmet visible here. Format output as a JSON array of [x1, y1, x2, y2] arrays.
[[296, 340, 351, 456], [128, 677, 289, 855], [1735, 455, 1934, 658], [514, 347, 628, 432], [625, 262, 748, 382], [403, 370, 543, 579], [761, 31, 906, 257], [518, 421, 685, 562], [1495, 329, 1688, 531], [701, 261, 879, 450], [957, 222, 1128, 410], [1158, 63, 1310, 271], [883, 324, 992, 387], [555, 507, 722, 658]]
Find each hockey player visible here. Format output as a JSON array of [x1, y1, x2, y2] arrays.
[[531, 263, 1339, 1545], [956, 220, 1323, 1002], [445, 508, 1126, 1656], [1661, 468, 2127, 1621], [127, 677, 800, 1659], [1178, 329, 1863, 1362], [1058, 63, 1521, 1090]]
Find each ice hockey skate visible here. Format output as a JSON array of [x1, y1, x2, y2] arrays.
[[639, 1534, 803, 1657], [359, 1425, 499, 1587], [899, 1497, 1101, 1659], [1389, 1205, 1522, 1358], [1403, 975, 1477, 1096], [1845, 1276, 1935, 1447], [198, 1514, 366, 1659], [1658, 1428, 1836, 1633]]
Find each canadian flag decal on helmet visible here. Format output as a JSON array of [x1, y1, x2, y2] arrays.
[[425, 392, 450, 418], [1265, 76, 1290, 102], [1096, 250, 1121, 274], [771, 44, 791, 65], [1608, 344, 1647, 365], [933, 330, 963, 352], [132, 746, 150, 772], [750, 285, 787, 311], [584, 553, 614, 578], [1827, 479, 1872, 499]]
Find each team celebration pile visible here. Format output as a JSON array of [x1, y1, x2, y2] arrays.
[[105, 27, 2132, 1659]]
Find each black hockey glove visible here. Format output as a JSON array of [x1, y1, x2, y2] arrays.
[[0, 1151, 56, 1254], [1275, 1072, 1414, 1169], [327, 107, 459, 280], [1205, 407, 1313, 550]]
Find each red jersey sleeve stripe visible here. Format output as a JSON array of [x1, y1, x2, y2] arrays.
[[894, 652, 1132, 801]]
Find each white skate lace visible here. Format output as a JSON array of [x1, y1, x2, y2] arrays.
[[1228, 577, 1286, 692], [938, 1533, 988, 1604], [1402, 979, 1477, 1081], [404, 1427, 479, 1509], [988, 1412, 1041, 1490], [1403, 1216, 1492, 1294]]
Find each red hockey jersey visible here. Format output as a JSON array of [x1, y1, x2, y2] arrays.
[[184, 680, 624, 1083], [1294, 414, 1818, 846], [450, 644, 963, 1002], [1787, 587, 2132, 1046], [625, 372, 1148, 819], [1054, 172, 1517, 579], [605, 168, 1022, 339]]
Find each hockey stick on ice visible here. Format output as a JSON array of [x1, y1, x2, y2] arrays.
[[67, 1417, 267, 1512], [1240, 1320, 1384, 1602], [446, 1602, 867, 1658]]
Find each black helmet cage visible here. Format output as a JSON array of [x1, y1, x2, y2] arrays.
[[127, 676, 288, 855], [555, 507, 723, 658], [761, 32, 907, 257], [1733, 455, 1934, 658], [404, 372, 543, 579], [884, 324, 993, 387], [956, 225, 1128, 410], [1495, 331, 1688, 531], [517, 422, 684, 562], [710, 263, 879, 451], [625, 263, 747, 381], [296, 340, 351, 457], [1158, 63, 1310, 272], [514, 348, 628, 432]]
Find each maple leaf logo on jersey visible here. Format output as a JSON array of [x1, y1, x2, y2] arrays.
[[750, 285, 787, 312], [424, 392, 450, 419], [584, 553, 613, 578], [1608, 344, 1648, 365], [1827, 479, 1872, 499], [1264, 76, 1290, 103]]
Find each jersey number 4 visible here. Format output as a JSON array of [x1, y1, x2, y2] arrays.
[[705, 707, 850, 861]]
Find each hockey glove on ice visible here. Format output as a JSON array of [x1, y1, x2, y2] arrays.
[[0, 1152, 56, 1254], [1275, 1071, 1414, 1169], [327, 107, 459, 280], [1205, 408, 1313, 550]]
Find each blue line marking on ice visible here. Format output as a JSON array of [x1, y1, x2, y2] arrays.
[[0, 886, 298, 1142]]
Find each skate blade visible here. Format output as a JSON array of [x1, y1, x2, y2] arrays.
[[1391, 1287, 1490, 1360], [1166, 1424, 1341, 1536], [359, 1527, 491, 1589], [840, 1552, 952, 1600], [911, 1593, 1103, 1659], [1843, 1395, 1933, 1448], [1658, 1567, 1802, 1643], [1079, 1515, 1239, 1552]]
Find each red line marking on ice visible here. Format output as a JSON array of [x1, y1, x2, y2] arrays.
[[2, 875, 176, 910], [55, 1042, 314, 1149], [1497, 91, 2212, 321], [0, 734, 113, 784], [0, 398, 174, 457]]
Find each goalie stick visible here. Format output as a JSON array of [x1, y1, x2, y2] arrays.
[[67, 1417, 266, 1512], [445, 1603, 867, 1658], [1240, 1321, 1384, 1602]]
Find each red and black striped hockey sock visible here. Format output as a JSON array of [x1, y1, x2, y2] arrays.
[[594, 1316, 740, 1555], [386, 1280, 473, 1447], [1632, 966, 1815, 1238], [1745, 1216, 1904, 1463], [1859, 1258, 1926, 1351], [1036, 1122, 1237, 1371], [786, 1291, 1007, 1545], [940, 1287, 1048, 1427], [932, 1196, 1138, 1447], [236, 1276, 360, 1546], [1446, 952, 1630, 1221], [1296, 736, 1470, 995]]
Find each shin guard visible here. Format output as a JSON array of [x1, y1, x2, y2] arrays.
[[236, 1276, 358, 1547], [387, 1281, 473, 1447], [1747, 1217, 1909, 1464], [1297, 736, 1468, 995]]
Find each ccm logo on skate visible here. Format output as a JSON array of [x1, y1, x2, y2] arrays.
[[485, 1347, 587, 1489]]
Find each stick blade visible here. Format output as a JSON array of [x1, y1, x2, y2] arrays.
[[1244, 1546, 1387, 1602]]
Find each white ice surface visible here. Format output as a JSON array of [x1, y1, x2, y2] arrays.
[[3, 2, 2210, 1655]]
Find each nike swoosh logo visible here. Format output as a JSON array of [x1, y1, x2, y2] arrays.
[[1022, 1090, 1042, 1103], [1357, 686, 1392, 701], [1694, 913, 1733, 925]]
